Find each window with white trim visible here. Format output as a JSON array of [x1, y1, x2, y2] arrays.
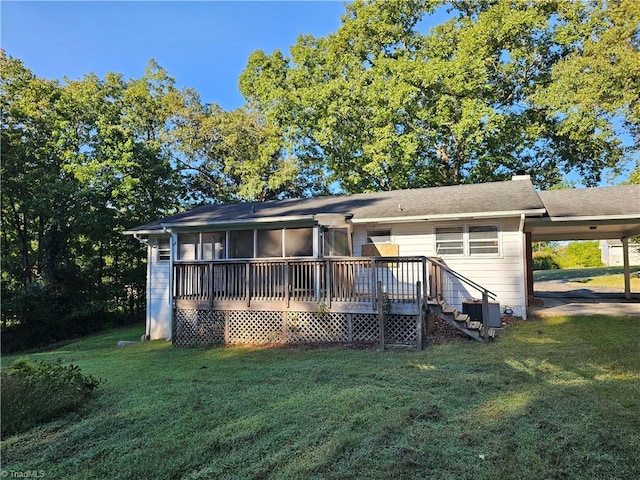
[[366, 229, 391, 244], [435, 224, 500, 257], [158, 238, 171, 261], [435, 227, 464, 256], [468, 225, 499, 255]]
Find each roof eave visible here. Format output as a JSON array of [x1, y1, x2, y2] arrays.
[[350, 209, 547, 224]]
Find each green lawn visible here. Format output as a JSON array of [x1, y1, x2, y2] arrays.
[[534, 265, 640, 282], [2, 317, 640, 479]]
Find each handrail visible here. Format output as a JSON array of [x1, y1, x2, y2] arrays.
[[426, 257, 497, 300]]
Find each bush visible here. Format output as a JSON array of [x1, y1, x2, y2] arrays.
[[533, 250, 560, 270], [557, 241, 603, 269], [1, 358, 104, 436]]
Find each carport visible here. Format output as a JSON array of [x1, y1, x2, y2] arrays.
[[524, 184, 640, 304]]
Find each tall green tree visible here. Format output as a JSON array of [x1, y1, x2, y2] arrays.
[[172, 99, 326, 203], [1, 53, 184, 349], [240, 0, 639, 192]]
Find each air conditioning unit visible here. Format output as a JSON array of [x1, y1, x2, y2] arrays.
[[462, 299, 502, 328]]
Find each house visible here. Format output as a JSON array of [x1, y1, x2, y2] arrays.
[[600, 240, 640, 266], [125, 175, 640, 347]]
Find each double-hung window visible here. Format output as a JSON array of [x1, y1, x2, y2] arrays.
[[435, 225, 500, 257], [435, 227, 464, 256], [468, 225, 499, 255]]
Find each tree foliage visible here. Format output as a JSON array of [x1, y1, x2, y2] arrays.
[[240, 0, 639, 192]]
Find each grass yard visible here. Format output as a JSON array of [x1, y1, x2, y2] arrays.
[[2, 316, 640, 479], [570, 273, 640, 290], [533, 265, 640, 282]]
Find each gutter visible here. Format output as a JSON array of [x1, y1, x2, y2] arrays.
[[160, 215, 317, 229], [349, 209, 547, 224]]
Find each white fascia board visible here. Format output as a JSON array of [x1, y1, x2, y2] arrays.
[[349, 209, 547, 224], [545, 214, 640, 222], [122, 229, 164, 236]]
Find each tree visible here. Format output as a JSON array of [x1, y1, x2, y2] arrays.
[[1, 53, 185, 350], [240, 0, 639, 193], [172, 98, 327, 203]]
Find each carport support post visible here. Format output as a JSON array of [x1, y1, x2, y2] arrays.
[[622, 237, 631, 300]]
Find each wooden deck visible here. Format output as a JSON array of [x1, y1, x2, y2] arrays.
[[174, 256, 428, 315]]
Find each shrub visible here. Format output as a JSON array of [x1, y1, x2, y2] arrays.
[[1, 358, 104, 437], [533, 250, 560, 270], [557, 241, 603, 269]]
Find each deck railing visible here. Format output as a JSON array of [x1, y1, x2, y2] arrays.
[[174, 256, 428, 309]]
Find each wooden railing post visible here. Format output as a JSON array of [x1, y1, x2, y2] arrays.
[[325, 259, 332, 308], [284, 260, 290, 308], [482, 290, 490, 342], [208, 262, 214, 307], [245, 262, 251, 307], [371, 258, 378, 310]]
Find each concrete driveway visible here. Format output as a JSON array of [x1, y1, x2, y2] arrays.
[[530, 296, 639, 317]]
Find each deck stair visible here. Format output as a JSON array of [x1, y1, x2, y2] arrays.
[[427, 297, 499, 343]]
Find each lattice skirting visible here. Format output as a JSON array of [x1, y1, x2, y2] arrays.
[[174, 309, 421, 347], [174, 309, 225, 347]]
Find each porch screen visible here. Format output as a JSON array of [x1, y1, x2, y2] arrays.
[[285, 228, 313, 257], [324, 228, 350, 256], [229, 230, 254, 258], [257, 229, 283, 257], [202, 232, 226, 259], [178, 234, 198, 260]]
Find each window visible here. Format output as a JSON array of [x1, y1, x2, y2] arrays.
[[257, 229, 283, 258], [285, 228, 314, 257], [366, 229, 391, 244], [323, 228, 350, 256], [468, 225, 499, 255], [229, 230, 254, 258], [435, 225, 500, 257], [202, 232, 226, 259], [435, 227, 464, 256], [158, 238, 171, 261]]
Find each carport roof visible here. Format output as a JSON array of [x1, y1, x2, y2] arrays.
[[527, 184, 640, 241]]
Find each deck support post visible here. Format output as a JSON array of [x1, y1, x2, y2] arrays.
[[416, 281, 423, 350], [377, 281, 385, 350]]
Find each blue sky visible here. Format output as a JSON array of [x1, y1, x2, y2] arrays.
[[1, 1, 354, 110], [2, 1, 635, 184]]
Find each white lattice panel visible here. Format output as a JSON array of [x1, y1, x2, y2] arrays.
[[227, 310, 284, 344], [287, 312, 349, 343], [174, 309, 225, 347]]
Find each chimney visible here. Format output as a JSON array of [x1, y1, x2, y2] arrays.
[[512, 170, 530, 181]]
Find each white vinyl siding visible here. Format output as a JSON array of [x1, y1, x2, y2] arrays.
[[352, 218, 527, 318]]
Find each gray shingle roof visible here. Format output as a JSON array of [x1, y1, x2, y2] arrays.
[[127, 179, 545, 233], [538, 185, 640, 219]]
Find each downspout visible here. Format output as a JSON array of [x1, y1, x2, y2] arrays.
[[163, 226, 175, 342], [132, 234, 152, 341]]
